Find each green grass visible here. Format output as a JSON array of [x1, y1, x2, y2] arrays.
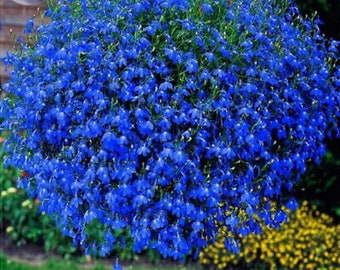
[[0, 254, 196, 270], [0, 255, 86, 270]]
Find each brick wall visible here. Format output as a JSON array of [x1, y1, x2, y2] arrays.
[[0, 0, 46, 85]]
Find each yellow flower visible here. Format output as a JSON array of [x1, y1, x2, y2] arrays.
[[6, 226, 14, 233], [21, 199, 32, 208], [7, 187, 17, 194], [1, 187, 18, 197]]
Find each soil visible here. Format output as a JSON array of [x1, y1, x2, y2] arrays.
[[0, 232, 56, 266]]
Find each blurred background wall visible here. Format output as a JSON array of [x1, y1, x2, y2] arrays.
[[0, 0, 46, 84]]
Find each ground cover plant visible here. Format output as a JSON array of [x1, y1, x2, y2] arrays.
[[0, 0, 339, 268]]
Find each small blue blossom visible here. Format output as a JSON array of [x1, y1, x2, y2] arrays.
[[113, 259, 123, 270], [185, 59, 198, 74]]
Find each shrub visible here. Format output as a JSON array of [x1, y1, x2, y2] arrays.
[[199, 200, 340, 270], [1, 0, 339, 261]]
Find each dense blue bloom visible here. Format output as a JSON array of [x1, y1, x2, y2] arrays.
[[1, 0, 339, 262]]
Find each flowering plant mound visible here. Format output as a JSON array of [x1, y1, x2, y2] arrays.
[[1, 0, 339, 260]]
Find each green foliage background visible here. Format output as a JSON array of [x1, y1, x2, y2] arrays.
[[296, 0, 340, 39]]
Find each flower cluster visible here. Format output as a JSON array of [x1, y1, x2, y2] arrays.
[[199, 201, 340, 270], [1, 0, 339, 260]]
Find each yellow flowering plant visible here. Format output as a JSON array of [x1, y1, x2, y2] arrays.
[[199, 201, 340, 270]]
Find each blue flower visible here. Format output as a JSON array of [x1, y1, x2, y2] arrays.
[[224, 238, 240, 254], [113, 259, 123, 270], [185, 59, 198, 74], [159, 81, 173, 91], [101, 132, 118, 152]]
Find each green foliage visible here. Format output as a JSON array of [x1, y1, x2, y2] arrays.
[[296, 0, 332, 13], [0, 143, 20, 190], [295, 147, 340, 221], [295, 0, 340, 39]]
